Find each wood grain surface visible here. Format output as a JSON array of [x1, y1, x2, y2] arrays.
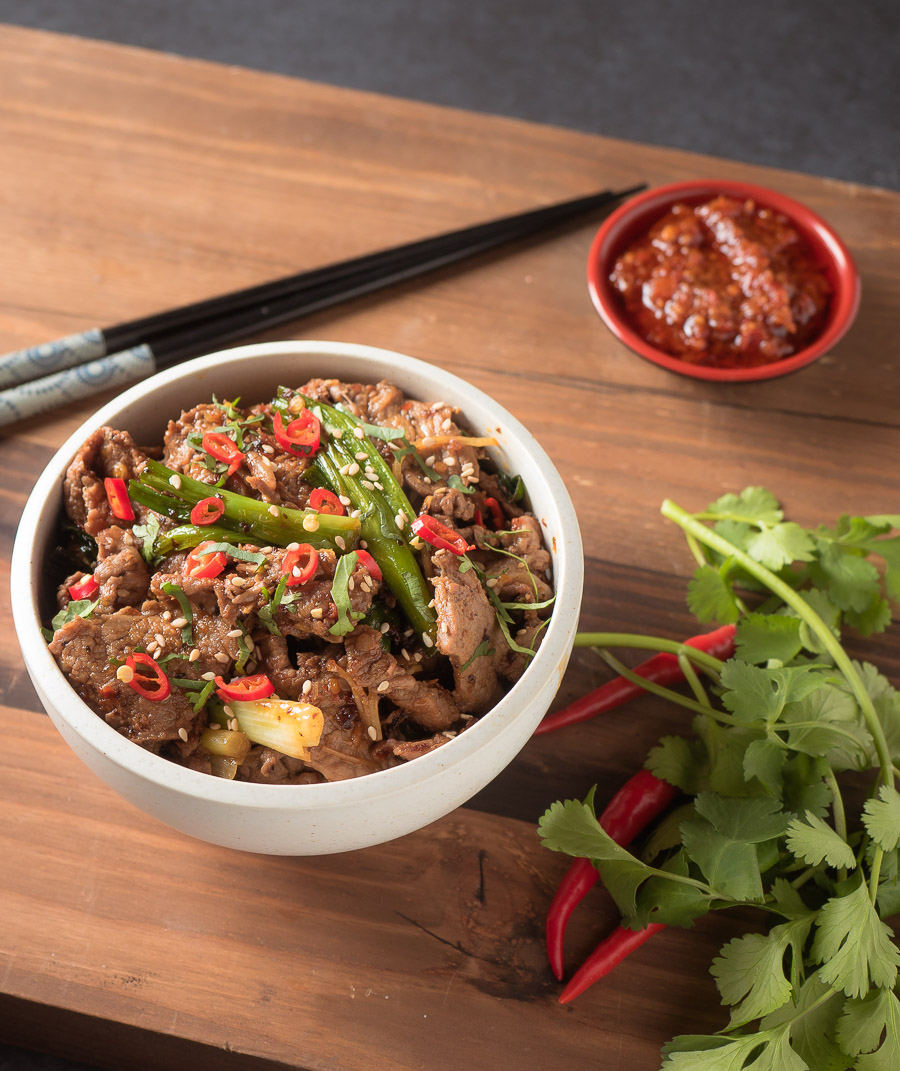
[[1, 23, 898, 1071]]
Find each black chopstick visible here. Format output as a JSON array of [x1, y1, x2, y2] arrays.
[[0, 183, 644, 427]]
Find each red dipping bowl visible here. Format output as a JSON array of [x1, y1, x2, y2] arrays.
[[587, 180, 861, 382]]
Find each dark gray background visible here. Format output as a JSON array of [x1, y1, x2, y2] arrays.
[[0, 2, 898, 1069]]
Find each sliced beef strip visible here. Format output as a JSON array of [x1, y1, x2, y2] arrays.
[[430, 549, 503, 714], [498, 515, 552, 578], [423, 486, 477, 524], [342, 626, 460, 731], [237, 747, 321, 785], [48, 608, 198, 745], [93, 525, 151, 610], [373, 732, 453, 762], [63, 426, 152, 536]]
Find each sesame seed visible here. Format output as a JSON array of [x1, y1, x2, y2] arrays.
[[350, 509, 361, 518], [414, 652, 423, 662], [401, 649, 410, 661], [360, 540, 368, 549], [339, 464, 350, 476], [353, 426, 365, 439], [443, 731, 457, 739], [215, 652, 230, 663], [486, 577, 498, 587], [231, 576, 247, 587], [302, 515, 320, 532], [444, 455, 457, 467], [229, 718, 239, 732], [367, 725, 377, 740], [209, 722, 221, 731], [469, 475, 480, 484], [201, 671, 217, 681], [162, 610, 172, 621], [223, 705, 235, 718], [171, 617, 187, 628], [146, 642, 158, 655], [227, 628, 243, 638], [302, 679, 312, 695], [394, 514, 405, 530], [427, 598, 435, 608], [361, 480, 375, 490], [348, 577, 355, 591], [155, 632, 165, 646], [116, 665, 134, 683], [332, 427, 343, 439], [335, 536, 346, 551], [178, 727, 189, 742], [425, 455, 435, 466], [260, 546, 274, 554], [422, 633, 434, 648], [310, 608, 324, 620], [374, 482, 384, 491], [380, 622, 390, 634], [268, 505, 281, 518], [355, 451, 367, 460], [377, 680, 390, 692], [261, 444, 274, 455], [348, 462, 360, 476], [404, 629, 413, 638], [441, 417, 452, 431], [292, 566, 302, 577], [286, 541, 300, 551], [169, 474, 182, 489], [189, 648, 200, 662], [338, 494, 351, 506]]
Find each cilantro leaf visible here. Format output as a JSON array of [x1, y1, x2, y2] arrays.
[[760, 975, 847, 1071], [537, 794, 654, 917], [132, 513, 162, 564], [861, 533, 900, 601], [447, 474, 475, 495], [781, 685, 873, 772], [687, 565, 741, 624], [836, 986, 900, 1068], [811, 876, 900, 998], [680, 814, 764, 902], [646, 735, 709, 795], [629, 849, 713, 929], [661, 1023, 805, 1070], [329, 552, 365, 637], [808, 539, 881, 614], [742, 738, 786, 795], [785, 812, 857, 871], [694, 793, 790, 844], [735, 613, 803, 665], [49, 597, 98, 633], [711, 924, 803, 1027], [862, 785, 900, 852], [745, 522, 816, 571], [707, 486, 783, 526]]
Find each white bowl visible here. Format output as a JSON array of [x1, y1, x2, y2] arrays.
[[12, 341, 583, 855]]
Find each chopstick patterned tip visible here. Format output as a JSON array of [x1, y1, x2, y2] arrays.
[[0, 345, 155, 427], [0, 328, 108, 391]]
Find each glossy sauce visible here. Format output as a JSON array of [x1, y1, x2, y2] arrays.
[[610, 196, 832, 367]]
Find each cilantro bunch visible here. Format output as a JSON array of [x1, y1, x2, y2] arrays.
[[539, 488, 900, 1070]]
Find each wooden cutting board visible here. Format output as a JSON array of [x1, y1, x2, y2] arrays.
[[1, 23, 898, 1071]]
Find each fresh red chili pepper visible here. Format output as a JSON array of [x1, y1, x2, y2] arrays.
[[201, 432, 245, 477], [190, 496, 226, 526], [124, 652, 171, 701], [483, 496, 505, 529], [68, 574, 99, 600], [411, 514, 472, 556], [183, 540, 227, 580], [214, 673, 275, 703], [104, 477, 135, 521], [534, 623, 737, 736], [283, 543, 318, 586], [473, 508, 484, 526], [355, 548, 382, 582], [309, 487, 345, 515], [273, 409, 321, 456], [545, 769, 677, 981], [559, 923, 667, 1004]]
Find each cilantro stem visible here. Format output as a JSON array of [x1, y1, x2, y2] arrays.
[[677, 652, 710, 707], [824, 766, 849, 881], [595, 649, 739, 725], [574, 632, 726, 675]]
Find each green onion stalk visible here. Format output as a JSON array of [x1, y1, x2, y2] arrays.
[[130, 458, 360, 552], [304, 400, 436, 640]]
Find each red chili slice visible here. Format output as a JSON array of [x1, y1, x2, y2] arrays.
[[183, 540, 227, 580], [124, 652, 171, 701], [355, 549, 382, 582], [483, 496, 505, 529], [104, 477, 135, 521], [214, 673, 275, 703], [282, 543, 318, 586], [68, 574, 99, 600], [273, 409, 321, 456], [201, 432, 245, 477], [308, 487, 345, 515], [411, 515, 472, 556], [190, 496, 226, 526]]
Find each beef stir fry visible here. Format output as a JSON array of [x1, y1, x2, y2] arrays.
[[45, 378, 554, 784]]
